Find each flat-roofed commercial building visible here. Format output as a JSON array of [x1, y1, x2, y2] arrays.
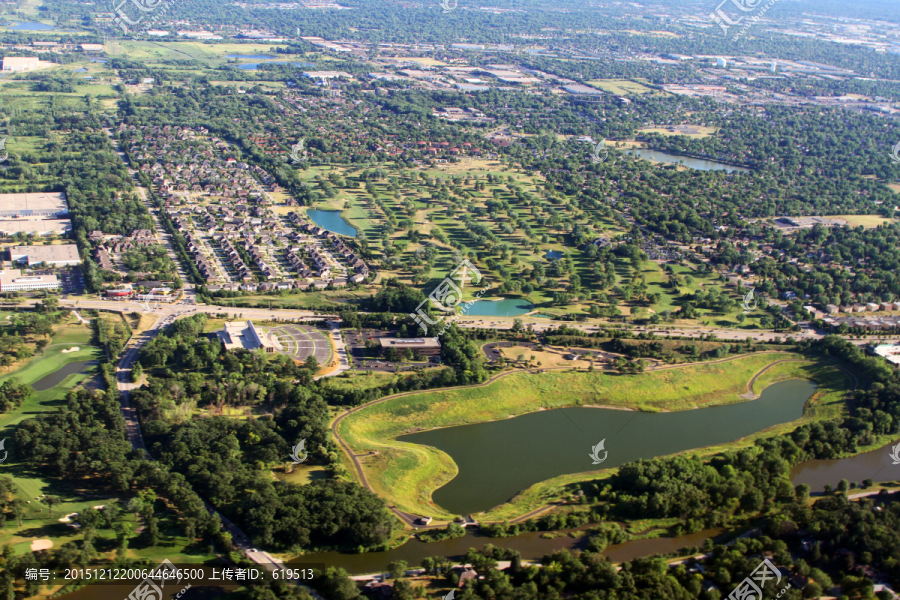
[[378, 337, 441, 356], [0, 270, 59, 292], [0, 192, 69, 218], [217, 321, 275, 353], [0, 219, 71, 236], [9, 244, 81, 267], [1, 57, 40, 72]]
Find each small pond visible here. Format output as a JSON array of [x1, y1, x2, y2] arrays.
[[544, 250, 564, 260], [627, 148, 749, 173], [307, 209, 357, 237], [33, 360, 97, 392]]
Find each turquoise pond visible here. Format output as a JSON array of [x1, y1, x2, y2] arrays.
[[463, 298, 534, 317], [307, 209, 357, 237]]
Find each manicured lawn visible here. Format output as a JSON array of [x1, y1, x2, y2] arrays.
[[827, 214, 896, 228], [337, 353, 850, 520], [586, 79, 657, 95]]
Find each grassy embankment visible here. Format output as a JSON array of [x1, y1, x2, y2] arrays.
[[336, 353, 850, 523]]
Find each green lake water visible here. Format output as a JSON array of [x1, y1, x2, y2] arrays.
[[400, 379, 816, 515]]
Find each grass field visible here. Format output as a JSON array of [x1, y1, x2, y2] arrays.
[[336, 353, 850, 521], [586, 79, 656, 96], [106, 40, 299, 67], [827, 214, 896, 228], [638, 125, 717, 138]]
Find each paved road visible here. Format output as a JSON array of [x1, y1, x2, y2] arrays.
[[101, 303, 324, 594]]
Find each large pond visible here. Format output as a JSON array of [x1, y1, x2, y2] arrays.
[[627, 148, 749, 173], [463, 298, 534, 317], [32, 360, 97, 392], [307, 209, 357, 237], [292, 526, 721, 575], [6, 21, 55, 30], [791, 440, 900, 493], [234, 61, 317, 70], [400, 379, 816, 515], [227, 54, 276, 59]]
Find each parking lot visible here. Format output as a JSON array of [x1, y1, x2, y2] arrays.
[[261, 324, 333, 365]]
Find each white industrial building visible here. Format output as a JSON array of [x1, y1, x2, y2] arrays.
[[0, 192, 69, 218], [1, 57, 40, 72], [0, 219, 71, 236], [0, 270, 59, 292]]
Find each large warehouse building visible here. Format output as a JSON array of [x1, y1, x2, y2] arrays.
[[1, 57, 40, 73], [9, 244, 81, 267], [0, 192, 69, 218], [0, 193, 71, 237]]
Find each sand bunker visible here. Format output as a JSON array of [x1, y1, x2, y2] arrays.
[[60, 347, 80, 354], [58, 512, 78, 523], [92, 505, 105, 510], [30, 539, 53, 551]]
